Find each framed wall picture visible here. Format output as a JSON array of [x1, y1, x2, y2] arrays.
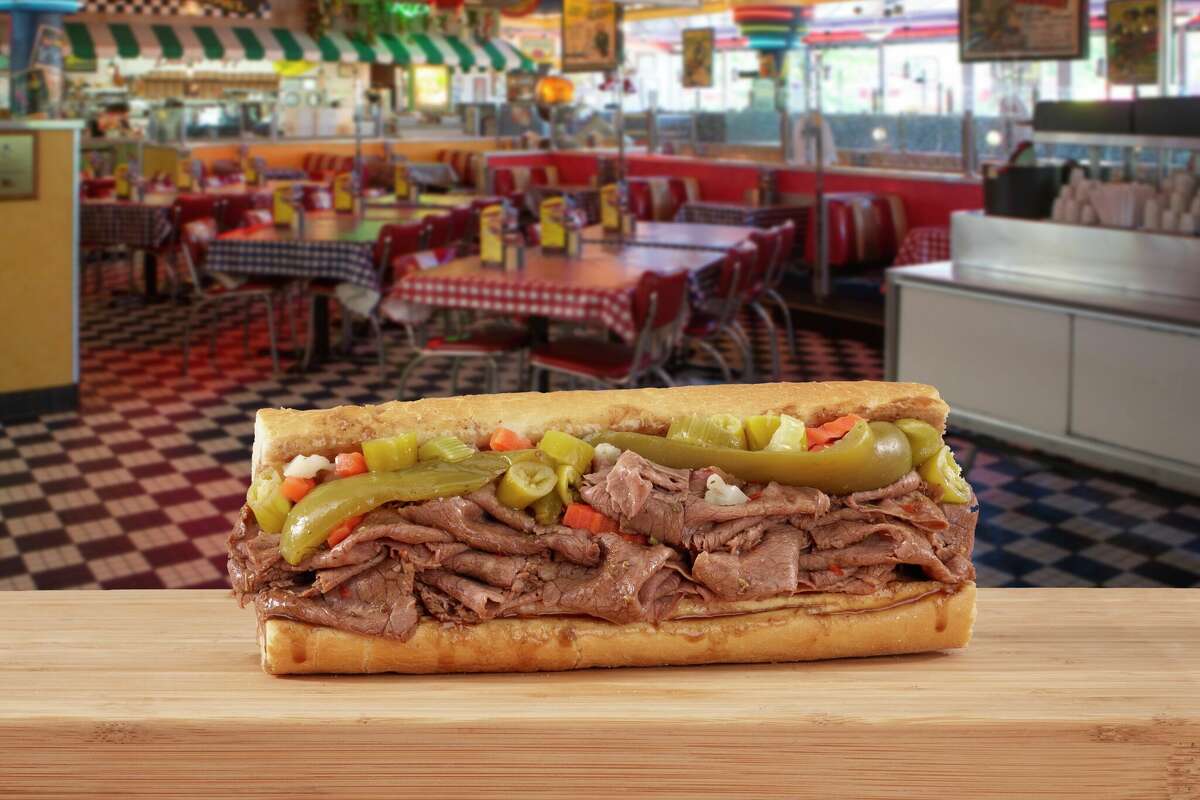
[[562, 0, 621, 73], [411, 64, 451, 112], [960, 0, 1089, 62], [681, 28, 714, 89], [0, 132, 38, 201], [1107, 0, 1159, 85]]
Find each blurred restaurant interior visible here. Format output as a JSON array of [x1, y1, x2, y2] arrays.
[[0, 0, 1197, 596]]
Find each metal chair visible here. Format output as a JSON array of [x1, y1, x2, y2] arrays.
[[680, 243, 755, 383], [761, 220, 797, 356], [530, 270, 689, 389], [178, 218, 281, 376], [744, 226, 784, 381]]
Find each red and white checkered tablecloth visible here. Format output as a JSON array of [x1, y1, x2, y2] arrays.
[[81, 201, 174, 250], [893, 226, 951, 266], [393, 275, 638, 341]]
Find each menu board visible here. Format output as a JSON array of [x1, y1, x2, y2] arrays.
[[411, 65, 450, 112], [562, 0, 620, 73], [0, 132, 36, 201], [960, 0, 1088, 61], [1107, 0, 1159, 85], [682, 28, 714, 89]]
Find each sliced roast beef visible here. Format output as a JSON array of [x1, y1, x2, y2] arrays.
[[418, 569, 509, 618], [581, 470, 687, 546], [537, 527, 602, 566], [689, 517, 763, 552], [795, 522, 972, 584], [403, 497, 545, 556], [684, 482, 829, 526], [689, 466, 741, 495], [467, 485, 536, 533], [303, 551, 388, 597], [257, 559, 420, 640], [800, 563, 897, 594], [691, 529, 805, 599], [845, 471, 923, 508], [442, 550, 536, 589]]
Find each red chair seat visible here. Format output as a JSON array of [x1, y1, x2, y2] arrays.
[[684, 313, 721, 337], [531, 337, 648, 379], [424, 328, 528, 354], [206, 279, 279, 295]]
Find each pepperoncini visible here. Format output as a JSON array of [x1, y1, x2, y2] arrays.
[[537, 430, 595, 473], [555, 464, 581, 505], [279, 453, 512, 564], [531, 490, 565, 526], [247, 470, 292, 534], [919, 445, 972, 504], [361, 432, 418, 473], [744, 415, 781, 451], [418, 435, 474, 463], [495, 461, 557, 510], [895, 419, 944, 468], [667, 414, 746, 450], [591, 421, 913, 495]]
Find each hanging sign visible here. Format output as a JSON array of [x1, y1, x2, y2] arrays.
[[1106, 0, 1159, 85], [562, 0, 620, 73], [681, 28, 714, 89]]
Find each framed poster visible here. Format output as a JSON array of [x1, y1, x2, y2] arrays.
[[960, 0, 1089, 62], [562, 0, 620, 73], [1107, 0, 1159, 85], [682, 28, 714, 88], [507, 71, 538, 103], [411, 65, 451, 112], [0, 132, 38, 201]]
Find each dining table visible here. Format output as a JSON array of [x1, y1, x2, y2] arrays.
[[208, 208, 444, 363], [582, 221, 752, 252], [391, 241, 725, 344], [525, 183, 601, 223], [81, 185, 281, 302]]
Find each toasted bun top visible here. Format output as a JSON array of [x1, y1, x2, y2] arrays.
[[252, 381, 947, 476]]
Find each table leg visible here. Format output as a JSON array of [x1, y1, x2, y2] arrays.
[[530, 316, 550, 392], [311, 294, 332, 362]]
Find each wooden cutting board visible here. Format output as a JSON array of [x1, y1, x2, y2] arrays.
[[0, 589, 1196, 799]]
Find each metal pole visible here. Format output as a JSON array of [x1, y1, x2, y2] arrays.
[[812, 49, 830, 301]]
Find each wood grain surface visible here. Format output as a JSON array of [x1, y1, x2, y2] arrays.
[[1, 589, 1197, 799]]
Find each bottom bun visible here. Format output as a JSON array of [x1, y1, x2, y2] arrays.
[[259, 582, 976, 675]]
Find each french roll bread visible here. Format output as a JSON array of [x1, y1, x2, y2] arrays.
[[233, 382, 976, 675]]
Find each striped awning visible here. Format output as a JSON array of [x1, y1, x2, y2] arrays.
[[63, 21, 533, 71]]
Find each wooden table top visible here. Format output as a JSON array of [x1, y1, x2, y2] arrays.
[[416, 243, 723, 290], [83, 185, 281, 208], [218, 209, 437, 244], [583, 221, 752, 251], [0, 588, 1195, 798]]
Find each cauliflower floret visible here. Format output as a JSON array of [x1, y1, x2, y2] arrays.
[[593, 442, 622, 469], [704, 472, 749, 506], [283, 454, 334, 479]]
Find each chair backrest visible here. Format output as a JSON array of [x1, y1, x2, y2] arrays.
[[629, 270, 689, 378], [378, 222, 425, 271], [745, 228, 780, 291], [423, 214, 453, 249], [242, 208, 273, 228], [768, 220, 796, 288], [492, 168, 516, 197], [180, 217, 219, 286], [303, 185, 333, 211], [628, 181, 653, 221], [174, 195, 223, 232], [218, 193, 256, 231], [447, 206, 473, 243]]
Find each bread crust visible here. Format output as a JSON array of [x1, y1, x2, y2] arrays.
[[260, 582, 976, 675], [252, 381, 948, 477]]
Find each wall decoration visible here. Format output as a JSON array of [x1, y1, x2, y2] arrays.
[[960, 0, 1088, 62], [681, 27, 713, 89], [1106, 0, 1159, 85], [0, 132, 37, 201], [562, 0, 620, 73]]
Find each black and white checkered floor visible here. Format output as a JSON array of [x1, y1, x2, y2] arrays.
[[1, 262, 1197, 590]]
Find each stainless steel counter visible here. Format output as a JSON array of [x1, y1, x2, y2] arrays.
[[890, 261, 1200, 333]]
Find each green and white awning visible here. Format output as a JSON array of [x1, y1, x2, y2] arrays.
[[63, 21, 533, 71]]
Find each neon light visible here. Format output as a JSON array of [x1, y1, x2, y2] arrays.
[[391, 2, 430, 17]]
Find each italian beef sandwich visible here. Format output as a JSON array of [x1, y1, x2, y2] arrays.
[[228, 382, 978, 674]]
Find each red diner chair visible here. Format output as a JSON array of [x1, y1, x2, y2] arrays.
[[217, 192, 260, 232], [81, 177, 116, 199], [760, 219, 797, 356], [178, 218, 281, 376], [241, 208, 273, 228], [744, 226, 784, 381], [530, 270, 689, 389], [628, 181, 653, 221], [679, 244, 753, 383], [447, 206, 473, 248], [422, 214, 454, 249], [302, 185, 333, 211]]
